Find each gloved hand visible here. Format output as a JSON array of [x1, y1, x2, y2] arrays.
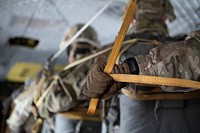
[[83, 61, 132, 99]]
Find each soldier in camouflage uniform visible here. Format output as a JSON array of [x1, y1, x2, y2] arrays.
[[7, 24, 102, 133], [83, 0, 200, 133], [6, 75, 41, 133], [104, 1, 177, 132], [39, 23, 101, 133]]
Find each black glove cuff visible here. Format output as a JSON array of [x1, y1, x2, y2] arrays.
[[125, 57, 139, 75]]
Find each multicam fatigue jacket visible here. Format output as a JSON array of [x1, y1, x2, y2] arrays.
[[37, 59, 94, 118], [134, 30, 200, 92], [6, 78, 38, 132], [128, 0, 176, 35], [7, 57, 95, 131]]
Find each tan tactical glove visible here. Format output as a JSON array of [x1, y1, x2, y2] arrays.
[[83, 61, 131, 99]]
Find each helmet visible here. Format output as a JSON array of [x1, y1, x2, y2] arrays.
[[127, 0, 176, 35], [60, 24, 101, 60], [60, 23, 101, 49]]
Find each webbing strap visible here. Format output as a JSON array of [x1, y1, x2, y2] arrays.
[[116, 40, 137, 64], [34, 76, 46, 104], [35, 76, 59, 107], [111, 74, 200, 89], [116, 39, 161, 64], [64, 47, 112, 70], [87, 0, 137, 115], [121, 88, 200, 100], [59, 107, 102, 122], [31, 118, 43, 133]]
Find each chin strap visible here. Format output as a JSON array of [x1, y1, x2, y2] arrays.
[[87, 0, 138, 115]]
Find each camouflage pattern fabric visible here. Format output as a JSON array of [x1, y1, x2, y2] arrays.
[[6, 23, 101, 132], [61, 23, 100, 49], [135, 30, 200, 92], [6, 58, 95, 131], [128, 0, 176, 35], [6, 79, 37, 133], [38, 59, 94, 118]]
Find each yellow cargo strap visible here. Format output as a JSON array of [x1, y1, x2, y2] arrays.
[[31, 118, 43, 133], [87, 0, 137, 115], [110, 74, 200, 90], [60, 107, 102, 122], [35, 76, 59, 107], [64, 47, 113, 70], [34, 76, 46, 104], [31, 76, 46, 133]]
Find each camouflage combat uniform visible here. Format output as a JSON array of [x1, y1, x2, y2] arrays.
[[7, 24, 102, 133], [117, 0, 200, 133], [135, 31, 200, 92], [128, 0, 175, 35], [120, 30, 200, 133], [105, 0, 176, 132], [38, 59, 97, 133], [37, 59, 94, 118], [7, 58, 96, 133], [6, 78, 39, 133]]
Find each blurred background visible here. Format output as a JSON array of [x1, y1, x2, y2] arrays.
[[0, 0, 200, 83], [0, 0, 200, 131], [0, 0, 128, 82]]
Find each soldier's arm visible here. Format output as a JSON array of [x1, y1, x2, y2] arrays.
[[37, 63, 91, 118], [36, 78, 79, 118], [134, 30, 200, 92]]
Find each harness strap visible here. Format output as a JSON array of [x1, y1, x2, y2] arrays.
[[116, 39, 161, 64], [121, 88, 200, 100], [35, 76, 59, 107], [112, 74, 200, 100], [59, 107, 102, 122], [34, 76, 46, 104], [110, 74, 200, 90], [31, 118, 43, 133], [87, 0, 138, 115], [64, 47, 112, 71]]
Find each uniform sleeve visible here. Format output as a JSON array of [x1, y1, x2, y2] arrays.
[[38, 62, 91, 118], [134, 30, 200, 92], [37, 78, 79, 118]]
